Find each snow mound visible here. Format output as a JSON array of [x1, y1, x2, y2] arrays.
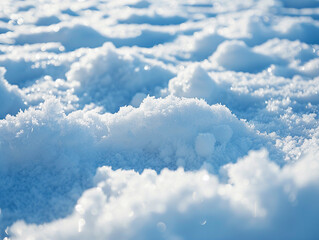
[[0, 98, 100, 230], [15, 24, 107, 51], [210, 40, 272, 73], [168, 64, 221, 102], [9, 149, 319, 240], [275, 17, 319, 45], [67, 42, 174, 112], [0, 96, 271, 233], [103, 96, 268, 170], [173, 30, 226, 61], [189, 30, 225, 61]]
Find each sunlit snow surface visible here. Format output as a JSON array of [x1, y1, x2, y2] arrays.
[[0, 0, 319, 239]]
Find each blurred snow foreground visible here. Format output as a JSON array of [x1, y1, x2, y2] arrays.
[[0, 0, 319, 239]]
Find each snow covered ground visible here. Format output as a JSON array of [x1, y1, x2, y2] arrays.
[[0, 0, 319, 239]]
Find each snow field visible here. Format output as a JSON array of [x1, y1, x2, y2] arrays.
[[0, 0, 319, 239]]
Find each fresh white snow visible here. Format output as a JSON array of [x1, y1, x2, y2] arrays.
[[0, 0, 319, 239]]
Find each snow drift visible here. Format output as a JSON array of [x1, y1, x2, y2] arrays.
[[0, 0, 319, 239]]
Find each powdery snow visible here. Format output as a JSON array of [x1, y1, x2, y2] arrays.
[[0, 0, 319, 239], [8, 149, 319, 240]]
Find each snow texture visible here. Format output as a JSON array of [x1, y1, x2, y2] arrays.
[[0, 0, 319, 239]]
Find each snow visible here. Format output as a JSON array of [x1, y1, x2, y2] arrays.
[[0, 68, 25, 118], [8, 149, 319, 240], [210, 40, 273, 73], [195, 133, 216, 157], [66, 42, 174, 112], [168, 64, 221, 101], [0, 0, 319, 239]]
